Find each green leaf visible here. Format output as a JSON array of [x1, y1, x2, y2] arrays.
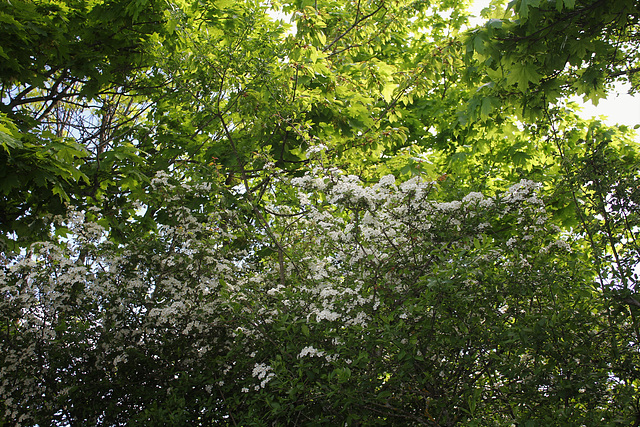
[[507, 62, 542, 92], [480, 96, 495, 117], [301, 323, 310, 337], [516, 0, 541, 20], [382, 83, 397, 103]]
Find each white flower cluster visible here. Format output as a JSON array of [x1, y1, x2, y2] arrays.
[[151, 170, 171, 188], [274, 170, 569, 334], [298, 346, 326, 358], [540, 238, 572, 254], [314, 308, 341, 322], [306, 143, 328, 155], [252, 363, 275, 389], [503, 179, 542, 202], [0, 192, 243, 422], [0, 169, 578, 423]]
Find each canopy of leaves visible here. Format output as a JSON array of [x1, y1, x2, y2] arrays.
[[1, 0, 639, 425], [466, 0, 640, 112]]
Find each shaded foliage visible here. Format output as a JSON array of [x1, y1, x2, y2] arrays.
[[1, 0, 639, 425]]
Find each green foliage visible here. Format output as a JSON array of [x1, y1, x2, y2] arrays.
[[0, 113, 90, 252], [0, 0, 172, 247], [465, 0, 640, 115], [1, 0, 640, 424]]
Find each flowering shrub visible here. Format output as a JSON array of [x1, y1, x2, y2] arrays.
[[0, 171, 623, 425]]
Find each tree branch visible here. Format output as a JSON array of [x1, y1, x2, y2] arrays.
[[323, 2, 386, 54], [218, 114, 301, 285]]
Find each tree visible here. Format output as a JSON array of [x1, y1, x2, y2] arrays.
[[465, 0, 640, 111], [0, 0, 171, 250], [0, 173, 615, 425], [1, 0, 639, 425]]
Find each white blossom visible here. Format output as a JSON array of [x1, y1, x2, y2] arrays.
[[298, 346, 326, 358]]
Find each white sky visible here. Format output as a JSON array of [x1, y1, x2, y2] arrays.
[[569, 83, 640, 131]]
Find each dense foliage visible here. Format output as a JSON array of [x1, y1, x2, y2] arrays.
[[1, 0, 639, 425]]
